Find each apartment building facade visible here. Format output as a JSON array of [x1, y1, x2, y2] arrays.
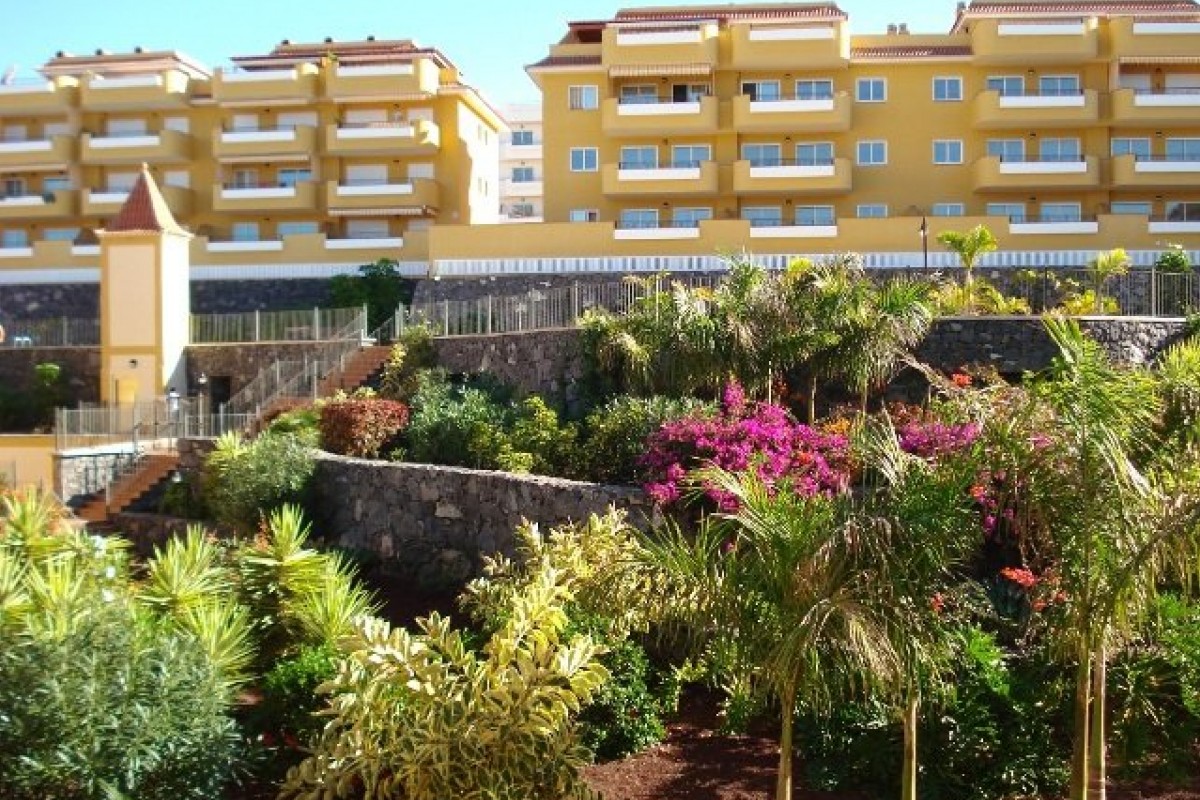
[[526, 0, 1200, 252], [499, 103, 544, 222], [0, 38, 503, 279]]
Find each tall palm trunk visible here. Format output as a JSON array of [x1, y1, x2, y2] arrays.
[[1089, 639, 1107, 800], [1070, 641, 1093, 800], [776, 681, 797, 800], [901, 695, 919, 800]]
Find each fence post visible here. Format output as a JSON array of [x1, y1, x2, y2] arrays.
[[61, 316, 68, 346], [1150, 264, 1159, 317], [487, 294, 493, 335], [255, 309, 261, 342], [313, 307, 321, 341], [443, 300, 449, 336], [361, 303, 369, 340]]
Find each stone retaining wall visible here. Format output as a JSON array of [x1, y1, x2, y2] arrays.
[[431, 328, 585, 404], [0, 347, 100, 410]]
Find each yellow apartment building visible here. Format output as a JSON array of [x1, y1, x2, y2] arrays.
[[0, 38, 503, 282], [518, 0, 1200, 268]]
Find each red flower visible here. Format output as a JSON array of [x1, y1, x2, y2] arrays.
[[1000, 566, 1038, 590], [951, 372, 973, 388], [931, 593, 945, 615]]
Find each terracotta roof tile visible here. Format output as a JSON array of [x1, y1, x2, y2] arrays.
[[963, 1, 1198, 14], [852, 45, 974, 58], [107, 166, 188, 237], [527, 54, 603, 69], [614, 3, 846, 22]]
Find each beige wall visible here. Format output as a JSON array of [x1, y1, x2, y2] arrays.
[[0, 435, 56, 490]]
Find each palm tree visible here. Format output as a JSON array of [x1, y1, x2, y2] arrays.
[[937, 224, 998, 297], [1087, 248, 1130, 315]]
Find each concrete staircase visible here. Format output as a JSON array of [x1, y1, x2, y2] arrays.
[[318, 345, 392, 395], [75, 451, 179, 523]]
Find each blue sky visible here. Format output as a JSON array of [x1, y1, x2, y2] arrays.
[[4, 1, 952, 105]]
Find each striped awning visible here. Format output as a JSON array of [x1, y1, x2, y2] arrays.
[[331, 207, 431, 217], [609, 62, 713, 77], [1119, 55, 1200, 65]]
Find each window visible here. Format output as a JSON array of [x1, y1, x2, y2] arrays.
[[231, 168, 258, 189], [856, 140, 887, 166], [619, 84, 657, 104], [278, 168, 311, 187], [1166, 138, 1200, 161], [345, 164, 387, 186], [620, 146, 657, 169], [43, 227, 79, 242], [512, 166, 536, 183], [672, 144, 710, 168], [742, 143, 781, 167], [278, 111, 317, 129], [672, 83, 709, 102], [231, 222, 259, 242], [857, 204, 888, 219], [1, 229, 29, 248], [106, 118, 147, 136], [986, 76, 1025, 97], [619, 208, 658, 229], [742, 206, 783, 227], [164, 170, 190, 188], [43, 176, 70, 192], [741, 80, 781, 101], [987, 138, 1025, 162], [346, 219, 389, 239], [1040, 202, 1081, 223], [1039, 75, 1080, 96], [278, 221, 319, 237], [1112, 138, 1151, 159], [856, 78, 886, 102], [797, 142, 834, 166], [1040, 137, 1081, 162], [1111, 201, 1151, 216], [511, 130, 534, 146], [1166, 201, 1200, 222], [987, 202, 1026, 222], [673, 207, 711, 227], [796, 205, 835, 226], [932, 203, 965, 217], [933, 140, 964, 165], [569, 147, 598, 172], [2, 177, 26, 197], [933, 76, 963, 102], [569, 208, 599, 223], [796, 79, 834, 100], [508, 203, 535, 218], [407, 162, 435, 180], [568, 85, 598, 110]]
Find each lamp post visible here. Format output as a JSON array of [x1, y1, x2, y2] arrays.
[[196, 372, 209, 437], [919, 216, 929, 273]]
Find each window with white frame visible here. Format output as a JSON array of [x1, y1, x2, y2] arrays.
[[2, 177, 26, 197], [856, 77, 886, 102], [933, 140, 964, 164], [742, 206, 782, 227], [619, 208, 658, 229], [43, 176, 71, 192], [986, 202, 1026, 222], [1111, 201, 1151, 216], [932, 76, 963, 101], [986, 76, 1024, 96], [568, 85, 599, 110], [347, 219, 390, 239], [796, 79, 834, 100], [278, 221, 319, 237], [569, 147, 598, 172], [932, 203, 965, 217], [619, 84, 657, 104], [671, 83, 709, 102], [278, 168, 311, 187], [512, 166, 536, 183], [620, 146, 657, 169], [857, 204, 888, 218], [987, 138, 1025, 162], [508, 203, 535, 218], [1, 229, 29, 248], [672, 144, 710, 168], [1166, 201, 1200, 221], [1039, 75, 1080, 96], [231, 222, 260, 242], [741, 80, 781, 101], [511, 130, 534, 146], [742, 143, 781, 167], [673, 207, 711, 227], [569, 208, 599, 223], [796, 205, 835, 226], [1039, 137, 1081, 162], [856, 140, 887, 166], [1166, 138, 1200, 161], [797, 142, 834, 166], [43, 227, 79, 242], [1040, 202, 1081, 223], [1112, 137, 1151, 159]]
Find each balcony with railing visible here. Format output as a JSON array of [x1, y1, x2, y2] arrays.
[[0, 134, 73, 171], [1149, 213, 1200, 235], [324, 119, 440, 157], [212, 179, 318, 212], [83, 184, 192, 217], [0, 77, 76, 114], [602, 160, 719, 197], [732, 91, 851, 133], [80, 70, 194, 110], [601, 95, 719, 136], [212, 64, 319, 105], [747, 218, 839, 239], [1111, 153, 1200, 188], [212, 124, 316, 160], [194, 231, 415, 261], [1007, 212, 1100, 235], [0, 189, 76, 220], [970, 17, 1098, 64], [1111, 86, 1200, 127], [324, 58, 440, 100], [972, 89, 1100, 128], [613, 218, 705, 240], [729, 22, 849, 70], [80, 128, 191, 164], [972, 154, 1100, 191], [601, 21, 719, 67], [1110, 17, 1200, 58], [325, 178, 440, 214], [732, 157, 852, 195]]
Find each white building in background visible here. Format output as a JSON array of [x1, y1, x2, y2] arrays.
[[498, 103, 543, 223]]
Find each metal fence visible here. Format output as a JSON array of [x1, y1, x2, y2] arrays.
[[55, 398, 257, 451], [2, 317, 100, 347], [190, 306, 367, 344]]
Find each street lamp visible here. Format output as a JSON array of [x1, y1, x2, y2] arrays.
[[196, 372, 209, 436], [918, 216, 929, 273]]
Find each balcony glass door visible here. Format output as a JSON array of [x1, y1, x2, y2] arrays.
[[796, 142, 834, 166]]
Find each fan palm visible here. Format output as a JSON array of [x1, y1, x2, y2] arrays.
[[1087, 248, 1130, 315], [937, 224, 998, 311]]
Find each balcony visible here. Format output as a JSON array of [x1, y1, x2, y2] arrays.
[[602, 161, 719, 197], [970, 18, 1098, 65], [324, 235, 405, 252], [0, 135, 73, 172], [1009, 213, 1100, 236], [0, 190, 76, 219], [748, 221, 839, 239], [601, 96, 719, 137], [325, 179, 440, 215], [731, 92, 851, 134], [729, 23, 848, 70], [80, 70, 193, 110], [502, 179, 544, 198], [613, 220, 703, 241], [0, 78, 75, 115], [972, 89, 1099, 129], [1111, 88, 1200, 127], [212, 125, 316, 162], [1149, 216, 1200, 235], [211, 65, 319, 105], [83, 185, 192, 218], [212, 180, 319, 212], [1110, 18, 1200, 58], [1111, 154, 1200, 189], [324, 59, 440, 100], [80, 129, 191, 165], [601, 22, 719, 68], [972, 155, 1100, 192], [324, 120, 440, 157], [732, 158, 852, 196], [504, 142, 543, 160]]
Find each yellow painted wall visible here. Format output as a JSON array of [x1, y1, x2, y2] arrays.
[[0, 436, 56, 491]]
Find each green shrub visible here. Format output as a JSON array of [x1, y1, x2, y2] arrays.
[[579, 394, 715, 484], [254, 643, 339, 745], [402, 370, 509, 468], [378, 325, 436, 401], [202, 431, 316, 530], [1156, 243, 1193, 274], [319, 396, 409, 458], [267, 405, 321, 437], [329, 258, 416, 335]]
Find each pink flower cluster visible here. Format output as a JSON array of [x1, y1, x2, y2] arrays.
[[641, 384, 851, 510], [897, 421, 981, 460]]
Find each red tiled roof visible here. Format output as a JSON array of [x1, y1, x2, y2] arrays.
[[527, 55, 603, 69], [852, 45, 974, 58], [107, 166, 188, 237], [963, 1, 1198, 14], [613, 3, 846, 22]]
